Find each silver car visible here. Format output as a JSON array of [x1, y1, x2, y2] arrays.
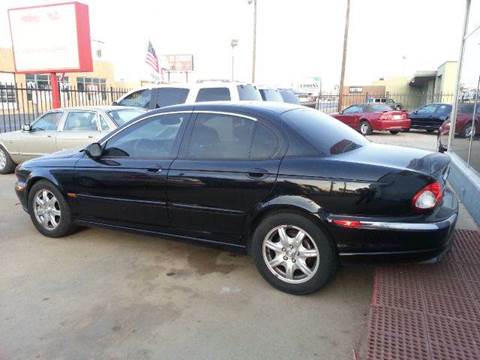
[[0, 106, 145, 174]]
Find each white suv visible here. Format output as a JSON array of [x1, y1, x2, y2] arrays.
[[115, 81, 262, 109]]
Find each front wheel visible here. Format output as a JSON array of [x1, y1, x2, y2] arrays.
[[251, 212, 337, 295], [28, 180, 76, 237], [359, 121, 372, 135], [390, 130, 400, 135], [427, 129, 435, 133], [0, 145, 15, 174], [462, 124, 474, 138]]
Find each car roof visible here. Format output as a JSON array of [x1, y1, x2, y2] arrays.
[[52, 105, 145, 112], [148, 101, 304, 118]]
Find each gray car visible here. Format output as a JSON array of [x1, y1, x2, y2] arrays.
[[0, 106, 145, 174]]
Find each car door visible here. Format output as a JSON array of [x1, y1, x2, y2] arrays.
[[337, 105, 362, 128], [56, 110, 102, 151], [167, 112, 285, 245], [71, 111, 190, 228], [12, 111, 64, 162]]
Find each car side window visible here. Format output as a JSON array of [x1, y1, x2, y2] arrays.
[[154, 88, 190, 108], [195, 87, 231, 102], [186, 113, 255, 160], [63, 112, 98, 131], [343, 105, 361, 114], [250, 124, 280, 160], [436, 105, 451, 115], [103, 113, 186, 158], [119, 89, 152, 108], [31, 112, 63, 131], [417, 104, 437, 114], [99, 115, 111, 131]]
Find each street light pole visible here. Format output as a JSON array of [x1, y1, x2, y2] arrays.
[[248, 0, 257, 83], [338, 0, 351, 112], [231, 39, 239, 81]]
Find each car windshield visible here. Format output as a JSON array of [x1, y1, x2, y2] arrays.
[[282, 108, 369, 156], [237, 84, 262, 101], [107, 109, 145, 126], [369, 104, 393, 112]]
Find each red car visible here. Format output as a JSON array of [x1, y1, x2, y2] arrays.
[[437, 103, 480, 152], [332, 103, 411, 135]]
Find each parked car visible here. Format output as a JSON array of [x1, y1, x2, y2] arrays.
[[258, 87, 284, 102], [408, 103, 452, 132], [367, 97, 403, 110], [437, 103, 480, 152], [114, 81, 261, 109], [278, 88, 300, 104], [0, 106, 145, 174], [332, 103, 410, 135], [15, 102, 458, 295]]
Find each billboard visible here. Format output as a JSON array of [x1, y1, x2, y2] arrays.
[[8, 2, 93, 74], [159, 54, 194, 72]]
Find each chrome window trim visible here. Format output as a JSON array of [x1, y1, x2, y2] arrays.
[[99, 110, 258, 146], [327, 213, 457, 232]]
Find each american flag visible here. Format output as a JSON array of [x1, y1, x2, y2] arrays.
[[145, 41, 159, 73]]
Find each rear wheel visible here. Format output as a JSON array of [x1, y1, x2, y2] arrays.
[[251, 212, 337, 295], [28, 180, 76, 237], [389, 130, 400, 135], [359, 121, 372, 135], [462, 124, 474, 138], [0, 145, 15, 174]]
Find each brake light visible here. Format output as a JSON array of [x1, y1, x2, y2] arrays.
[[412, 181, 443, 211]]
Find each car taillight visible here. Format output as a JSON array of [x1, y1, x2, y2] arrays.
[[412, 181, 443, 211]]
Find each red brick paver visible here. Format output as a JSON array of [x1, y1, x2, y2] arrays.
[[366, 230, 480, 360]]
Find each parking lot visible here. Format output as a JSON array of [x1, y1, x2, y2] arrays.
[[1, 131, 477, 360]]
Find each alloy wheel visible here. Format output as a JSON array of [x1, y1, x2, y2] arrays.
[[262, 225, 320, 284], [0, 149, 6, 170], [465, 125, 474, 138], [360, 122, 370, 135], [33, 189, 62, 230]]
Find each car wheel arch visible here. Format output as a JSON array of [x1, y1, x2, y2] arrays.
[[245, 200, 336, 255], [25, 175, 65, 206]]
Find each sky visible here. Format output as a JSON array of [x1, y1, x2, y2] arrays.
[[0, 0, 477, 90]]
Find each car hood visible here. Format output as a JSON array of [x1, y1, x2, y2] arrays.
[[22, 147, 84, 168], [334, 143, 450, 179], [0, 130, 23, 142]]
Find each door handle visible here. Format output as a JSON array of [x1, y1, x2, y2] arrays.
[[248, 169, 268, 179], [146, 168, 162, 173]]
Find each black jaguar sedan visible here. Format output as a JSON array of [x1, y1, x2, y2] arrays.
[[15, 102, 458, 295]]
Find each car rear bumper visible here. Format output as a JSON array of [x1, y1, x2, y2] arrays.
[[374, 119, 411, 131], [326, 187, 458, 262]]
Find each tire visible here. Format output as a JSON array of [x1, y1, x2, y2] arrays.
[[389, 130, 399, 135], [359, 120, 372, 135], [426, 129, 434, 133], [461, 124, 473, 138], [251, 212, 337, 295], [0, 145, 15, 174], [28, 180, 76, 238]]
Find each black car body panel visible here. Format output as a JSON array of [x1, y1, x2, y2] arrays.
[[409, 103, 452, 131], [16, 102, 458, 261]]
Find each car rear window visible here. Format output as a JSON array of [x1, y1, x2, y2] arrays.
[[260, 89, 284, 102], [368, 104, 393, 112], [196, 87, 231, 102], [156, 87, 190, 107], [237, 84, 262, 101], [282, 109, 369, 156]]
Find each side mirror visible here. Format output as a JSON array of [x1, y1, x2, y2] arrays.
[[413, 110, 418, 114], [22, 124, 31, 132], [85, 142, 103, 159], [112, 101, 118, 106]]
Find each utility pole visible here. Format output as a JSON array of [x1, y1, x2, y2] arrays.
[[231, 39, 239, 81], [338, 0, 351, 112], [248, 0, 257, 83]]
